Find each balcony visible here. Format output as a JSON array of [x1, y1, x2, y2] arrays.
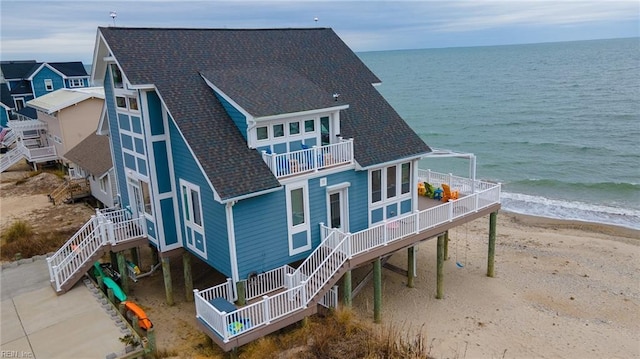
[[194, 170, 501, 350], [261, 139, 354, 178]]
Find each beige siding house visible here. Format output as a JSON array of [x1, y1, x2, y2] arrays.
[[27, 87, 104, 167]]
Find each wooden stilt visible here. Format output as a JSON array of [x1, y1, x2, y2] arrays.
[[146, 327, 157, 357], [96, 275, 104, 292], [110, 251, 118, 268], [107, 287, 115, 304], [436, 234, 444, 299], [183, 252, 193, 302], [487, 211, 498, 278], [443, 230, 449, 261], [407, 246, 415, 288], [342, 270, 352, 307], [373, 258, 382, 323], [161, 256, 174, 306], [117, 251, 129, 294], [150, 245, 159, 265], [236, 281, 246, 306], [130, 247, 139, 267]]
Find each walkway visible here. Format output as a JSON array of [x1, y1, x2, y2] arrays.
[[1, 258, 129, 358]]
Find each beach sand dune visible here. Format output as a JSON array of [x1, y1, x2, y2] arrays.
[[351, 213, 639, 359]]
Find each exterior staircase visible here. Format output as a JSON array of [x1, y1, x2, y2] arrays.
[[49, 178, 91, 205], [0, 146, 26, 172], [1, 129, 17, 147], [47, 208, 147, 294]]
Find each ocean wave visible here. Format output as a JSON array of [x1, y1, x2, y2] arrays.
[[508, 179, 640, 192], [501, 191, 640, 230]]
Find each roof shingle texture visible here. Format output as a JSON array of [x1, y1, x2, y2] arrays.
[[64, 132, 112, 176], [99, 27, 430, 200]]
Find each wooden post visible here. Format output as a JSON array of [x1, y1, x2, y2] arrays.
[[150, 245, 159, 265], [183, 252, 193, 302], [443, 230, 449, 261], [130, 247, 139, 267], [107, 287, 115, 304], [146, 327, 157, 357], [110, 251, 118, 268], [436, 234, 444, 299], [342, 270, 352, 308], [161, 256, 174, 306], [407, 247, 415, 288], [117, 251, 129, 294], [119, 302, 126, 317], [132, 315, 142, 336], [487, 211, 498, 278], [236, 281, 246, 306], [96, 275, 104, 292], [373, 258, 382, 323]]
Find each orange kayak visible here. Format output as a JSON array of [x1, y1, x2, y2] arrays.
[[123, 301, 153, 330]]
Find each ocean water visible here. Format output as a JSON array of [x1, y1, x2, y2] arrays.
[[359, 38, 640, 230]]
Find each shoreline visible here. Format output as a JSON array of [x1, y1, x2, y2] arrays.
[[500, 210, 639, 241]]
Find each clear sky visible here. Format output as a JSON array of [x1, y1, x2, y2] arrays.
[[1, 0, 638, 64]]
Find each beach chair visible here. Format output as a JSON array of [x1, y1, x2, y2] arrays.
[[441, 184, 459, 202]]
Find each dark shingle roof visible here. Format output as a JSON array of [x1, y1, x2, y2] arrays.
[[99, 27, 430, 200], [0, 83, 12, 108], [9, 80, 32, 95], [201, 66, 341, 117], [16, 107, 37, 119], [49, 62, 89, 77], [1, 61, 38, 79], [64, 132, 112, 176]]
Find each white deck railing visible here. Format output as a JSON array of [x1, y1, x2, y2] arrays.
[[195, 171, 501, 343], [261, 139, 354, 178], [47, 208, 146, 292]]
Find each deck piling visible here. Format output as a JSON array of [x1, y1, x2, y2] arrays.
[[117, 252, 129, 294], [183, 252, 193, 302], [161, 256, 174, 306], [342, 270, 352, 307], [487, 211, 497, 278], [443, 230, 449, 260], [373, 258, 382, 323], [407, 247, 415, 288], [436, 234, 445, 299]]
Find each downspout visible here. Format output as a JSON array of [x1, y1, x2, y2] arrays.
[[225, 201, 239, 283]]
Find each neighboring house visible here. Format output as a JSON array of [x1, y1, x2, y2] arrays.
[[46, 27, 501, 351], [27, 87, 105, 163], [0, 60, 90, 113], [64, 132, 117, 208], [0, 83, 11, 127]]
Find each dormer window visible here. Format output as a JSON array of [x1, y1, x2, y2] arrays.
[[273, 124, 284, 138], [257, 126, 268, 140], [289, 122, 300, 135]]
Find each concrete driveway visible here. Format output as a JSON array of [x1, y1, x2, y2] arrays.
[[1, 258, 130, 358]]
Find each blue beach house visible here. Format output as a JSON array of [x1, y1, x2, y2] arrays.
[[47, 26, 501, 352]]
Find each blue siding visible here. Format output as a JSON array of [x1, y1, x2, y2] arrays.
[[160, 198, 178, 245], [214, 93, 247, 140], [31, 67, 64, 97], [233, 169, 370, 278], [152, 141, 171, 193], [233, 190, 288, 278], [146, 218, 156, 240], [168, 117, 230, 272], [104, 70, 129, 209], [0, 108, 8, 127], [401, 199, 412, 214], [147, 91, 164, 136]]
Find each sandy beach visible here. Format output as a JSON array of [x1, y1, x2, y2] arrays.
[[1, 168, 638, 358], [351, 212, 640, 359]]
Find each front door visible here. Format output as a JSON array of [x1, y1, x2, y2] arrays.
[[328, 188, 348, 232]]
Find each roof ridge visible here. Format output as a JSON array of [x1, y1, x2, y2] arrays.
[[100, 26, 330, 31]]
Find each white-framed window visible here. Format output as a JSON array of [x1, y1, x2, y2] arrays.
[[99, 175, 109, 193], [14, 98, 25, 110], [369, 161, 412, 205], [256, 126, 268, 141], [44, 79, 54, 91], [285, 182, 311, 255], [69, 78, 84, 88], [180, 179, 206, 258]]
